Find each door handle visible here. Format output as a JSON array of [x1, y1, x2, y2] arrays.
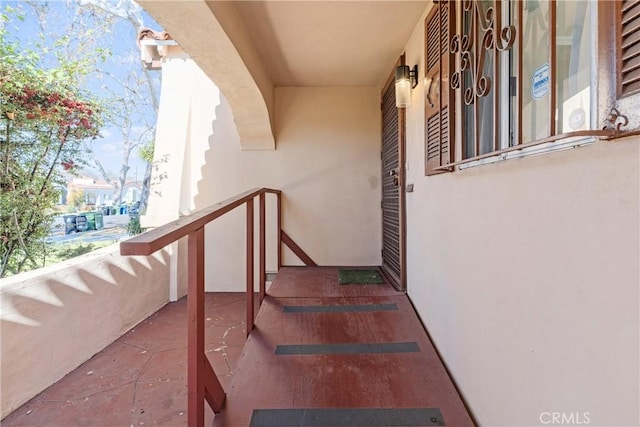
[[389, 168, 400, 186]]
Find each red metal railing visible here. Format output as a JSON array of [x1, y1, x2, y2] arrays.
[[120, 188, 281, 427]]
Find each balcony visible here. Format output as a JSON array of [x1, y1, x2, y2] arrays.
[[2, 266, 474, 426], [2, 293, 247, 427], [1, 189, 473, 426]]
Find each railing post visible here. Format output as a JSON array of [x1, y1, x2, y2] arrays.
[[187, 228, 205, 427], [119, 188, 283, 425], [246, 199, 254, 337], [259, 192, 266, 303], [277, 192, 282, 270]]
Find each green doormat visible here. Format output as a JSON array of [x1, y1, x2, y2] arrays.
[[338, 269, 385, 285]]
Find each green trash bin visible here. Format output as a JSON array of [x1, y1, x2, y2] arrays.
[[84, 211, 104, 230], [94, 212, 104, 230], [84, 212, 97, 230]]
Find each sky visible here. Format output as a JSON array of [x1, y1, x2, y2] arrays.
[[2, 0, 163, 183]]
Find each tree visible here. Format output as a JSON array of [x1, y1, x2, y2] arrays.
[[101, 88, 154, 205], [77, 0, 159, 210], [23, 0, 159, 211], [0, 1, 161, 275], [67, 188, 85, 211], [0, 7, 104, 277]]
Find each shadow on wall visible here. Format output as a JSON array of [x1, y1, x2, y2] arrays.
[[197, 90, 377, 204], [0, 246, 171, 419], [233, 2, 297, 87], [196, 99, 262, 291], [195, 90, 249, 210], [190, 98, 282, 291], [193, 88, 382, 273]]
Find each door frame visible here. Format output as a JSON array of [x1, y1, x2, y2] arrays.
[[380, 55, 407, 291]]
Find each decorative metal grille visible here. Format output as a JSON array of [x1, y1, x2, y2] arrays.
[[450, 0, 516, 105]]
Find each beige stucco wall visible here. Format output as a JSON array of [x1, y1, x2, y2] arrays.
[[402, 8, 640, 426], [144, 42, 383, 293], [142, 54, 382, 293], [192, 86, 383, 291], [0, 246, 170, 419], [142, 53, 222, 301], [138, 0, 275, 150], [143, 48, 196, 227]]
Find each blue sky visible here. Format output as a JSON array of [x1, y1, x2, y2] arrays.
[[2, 0, 162, 183]]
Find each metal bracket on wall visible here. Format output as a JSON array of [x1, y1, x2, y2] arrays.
[[603, 107, 629, 132]]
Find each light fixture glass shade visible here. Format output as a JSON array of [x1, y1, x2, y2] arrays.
[[395, 65, 411, 108]]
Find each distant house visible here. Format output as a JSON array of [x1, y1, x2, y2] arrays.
[[66, 177, 116, 206], [121, 181, 142, 204], [64, 177, 142, 206]]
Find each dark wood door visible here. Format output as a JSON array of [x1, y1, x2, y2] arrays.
[[381, 68, 406, 291]]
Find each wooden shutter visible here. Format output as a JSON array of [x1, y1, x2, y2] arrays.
[[425, 2, 453, 175], [619, 0, 640, 96]]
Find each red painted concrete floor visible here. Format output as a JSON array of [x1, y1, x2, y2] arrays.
[[214, 267, 474, 427], [2, 293, 248, 427], [4, 268, 474, 427]]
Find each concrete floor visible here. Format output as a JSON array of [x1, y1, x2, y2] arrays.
[[2, 293, 247, 427]]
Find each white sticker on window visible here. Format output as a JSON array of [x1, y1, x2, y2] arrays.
[[531, 63, 550, 100]]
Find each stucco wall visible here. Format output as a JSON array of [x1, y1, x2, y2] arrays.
[[0, 246, 170, 418], [145, 56, 381, 294], [143, 49, 192, 227], [193, 86, 382, 291], [138, 0, 275, 150], [402, 9, 640, 426]]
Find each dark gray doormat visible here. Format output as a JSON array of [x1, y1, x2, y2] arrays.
[[250, 408, 444, 426], [338, 269, 384, 285]]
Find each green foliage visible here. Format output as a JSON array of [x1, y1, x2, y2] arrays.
[[57, 242, 96, 258], [0, 6, 106, 277], [137, 140, 154, 164], [126, 215, 144, 236], [67, 189, 85, 211], [45, 240, 114, 266]]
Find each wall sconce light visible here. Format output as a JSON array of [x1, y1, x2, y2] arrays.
[[395, 64, 418, 108]]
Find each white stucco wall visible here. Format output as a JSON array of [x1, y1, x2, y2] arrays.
[[142, 52, 222, 301], [0, 246, 170, 419], [143, 51, 227, 224], [144, 54, 382, 293], [138, 0, 275, 150], [197, 86, 383, 291], [402, 8, 640, 426]]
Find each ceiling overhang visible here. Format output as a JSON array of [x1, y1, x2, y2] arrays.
[[138, 0, 276, 150], [138, 1, 428, 149]]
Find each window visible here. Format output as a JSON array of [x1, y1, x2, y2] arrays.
[[425, 0, 599, 175], [453, 0, 517, 158]]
